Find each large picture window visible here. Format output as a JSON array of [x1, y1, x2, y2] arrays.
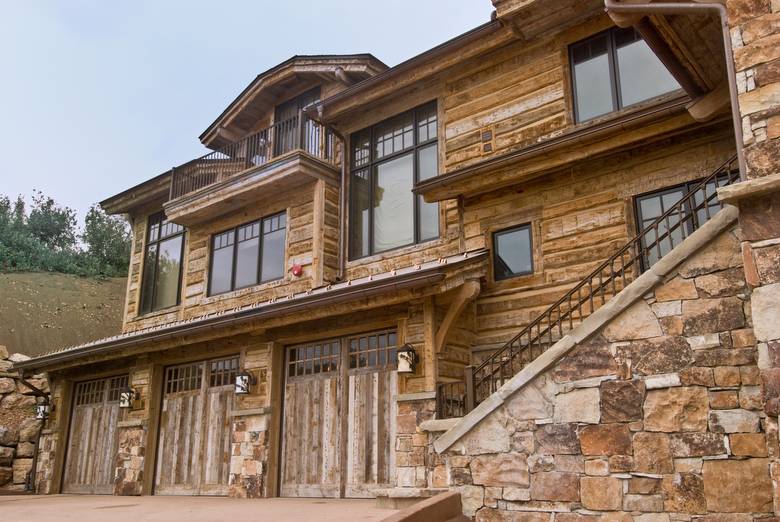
[[208, 212, 286, 296], [140, 212, 185, 314], [570, 27, 680, 122], [349, 102, 439, 259]]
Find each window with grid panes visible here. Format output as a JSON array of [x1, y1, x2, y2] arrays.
[[348, 330, 397, 370], [570, 27, 681, 123], [349, 102, 439, 259], [140, 212, 185, 314], [164, 363, 203, 394], [287, 339, 341, 378], [208, 212, 286, 295], [634, 175, 729, 269]]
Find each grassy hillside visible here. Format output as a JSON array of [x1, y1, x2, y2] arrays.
[[0, 273, 126, 357]]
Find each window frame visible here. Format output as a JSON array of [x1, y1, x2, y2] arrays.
[[139, 212, 185, 315], [569, 27, 680, 123], [349, 101, 439, 260], [207, 211, 287, 297], [492, 223, 535, 281], [633, 173, 730, 271]]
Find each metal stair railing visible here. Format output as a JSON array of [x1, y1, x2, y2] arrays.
[[436, 154, 739, 419]]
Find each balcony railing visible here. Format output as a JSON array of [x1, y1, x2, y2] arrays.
[[169, 112, 336, 200], [436, 155, 740, 419]]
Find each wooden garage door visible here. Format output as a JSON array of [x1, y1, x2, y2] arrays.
[[280, 330, 397, 498], [154, 356, 237, 496], [62, 375, 127, 494]]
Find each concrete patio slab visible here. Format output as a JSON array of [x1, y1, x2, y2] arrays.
[[0, 494, 397, 521]]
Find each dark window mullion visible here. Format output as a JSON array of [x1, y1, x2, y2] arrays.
[[258, 219, 264, 284], [607, 29, 622, 112], [230, 228, 238, 292], [369, 126, 375, 256]]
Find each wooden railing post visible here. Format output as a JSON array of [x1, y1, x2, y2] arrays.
[[464, 365, 475, 414]]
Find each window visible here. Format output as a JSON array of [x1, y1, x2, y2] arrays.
[[349, 102, 439, 259], [570, 27, 680, 122], [493, 224, 534, 280], [140, 212, 185, 314], [635, 176, 728, 269], [208, 212, 286, 295]]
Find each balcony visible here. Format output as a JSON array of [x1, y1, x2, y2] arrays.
[[164, 113, 339, 225]]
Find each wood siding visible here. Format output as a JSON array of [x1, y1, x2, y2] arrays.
[[468, 124, 734, 352]]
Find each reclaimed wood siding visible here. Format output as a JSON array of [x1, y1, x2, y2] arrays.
[[344, 370, 397, 498], [469, 126, 735, 352], [443, 38, 569, 171], [280, 374, 342, 498], [62, 399, 121, 494]]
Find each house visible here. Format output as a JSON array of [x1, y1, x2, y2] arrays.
[[13, 0, 780, 518]]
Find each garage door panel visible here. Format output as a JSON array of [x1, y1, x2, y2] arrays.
[[63, 376, 126, 495], [155, 356, 236, 496], [282, 330, 397, 499]]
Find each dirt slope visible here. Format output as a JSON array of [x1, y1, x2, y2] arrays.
[[0, 273, 126, 357]]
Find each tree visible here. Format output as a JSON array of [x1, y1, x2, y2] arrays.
[[81, 205, 131, 275], [26, 191, 77, 250]]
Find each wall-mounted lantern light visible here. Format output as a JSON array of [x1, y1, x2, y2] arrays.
[[119, 387, 138, 409], [235, 370, 256, 395], [35, 403, 50, 420], [397, 344, 418, 374]]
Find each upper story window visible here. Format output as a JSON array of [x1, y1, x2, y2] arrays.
[[140, 212, 185, 314], [570, 27, 680, 123], [349, 102, 439, 259], [493, 224, 534, 281], [208, 212, 287, 296]]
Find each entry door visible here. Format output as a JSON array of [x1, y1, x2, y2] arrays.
[[280, 330, 397, 498], [154, 356, 237, 496], [62, 375, 127, 494], [273, 87, 320, 156]]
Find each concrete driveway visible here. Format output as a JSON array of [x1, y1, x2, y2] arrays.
[[0, 494, 398, 521]]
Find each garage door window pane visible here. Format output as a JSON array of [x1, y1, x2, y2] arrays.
[[494, 225, 534, 280]]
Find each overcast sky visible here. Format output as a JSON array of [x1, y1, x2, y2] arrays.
[[0, 0, 492, 223]]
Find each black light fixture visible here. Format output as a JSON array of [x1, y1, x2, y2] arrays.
[[119, 387, 138, 409], [397, 344, 418, 374], [235, 370, 256, 395]]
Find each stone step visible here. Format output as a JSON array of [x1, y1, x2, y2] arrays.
[[374, 487, 449, 510]]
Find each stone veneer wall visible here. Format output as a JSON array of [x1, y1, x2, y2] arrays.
[[430, 224, 778, 519], [0, 347, 46, 492]]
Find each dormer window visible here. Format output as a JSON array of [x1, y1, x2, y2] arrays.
[[140, 212, 185, 314], [349, 102, 439, 259], [570, 27, 681, 122]]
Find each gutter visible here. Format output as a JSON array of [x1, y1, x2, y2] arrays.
[[415, 95, 692, 199], [13, 255, 488, 372], [602, 0, 746, 180]]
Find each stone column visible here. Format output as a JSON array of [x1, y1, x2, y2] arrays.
[[723, 0, 780, 512]]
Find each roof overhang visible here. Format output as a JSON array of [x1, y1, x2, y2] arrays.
[[309, 21, 515, 125], [100, 170, 171, 216], [200, 55, 388, 150], [14, 250, 488, 374]]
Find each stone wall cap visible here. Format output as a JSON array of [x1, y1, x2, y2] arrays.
[[395, 391, 437, 402], [717, 173, 780, 204], [419, 418, 461, 432]]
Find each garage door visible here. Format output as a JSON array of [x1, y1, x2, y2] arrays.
[[154, 356, 236, 496], [62, 375, 127, 494], [280, 330, 397, 498]]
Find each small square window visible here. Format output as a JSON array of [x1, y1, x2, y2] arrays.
[[493, 224, 534, 280]]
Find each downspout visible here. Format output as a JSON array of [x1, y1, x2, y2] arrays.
[[603, 0, 746, 180]]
